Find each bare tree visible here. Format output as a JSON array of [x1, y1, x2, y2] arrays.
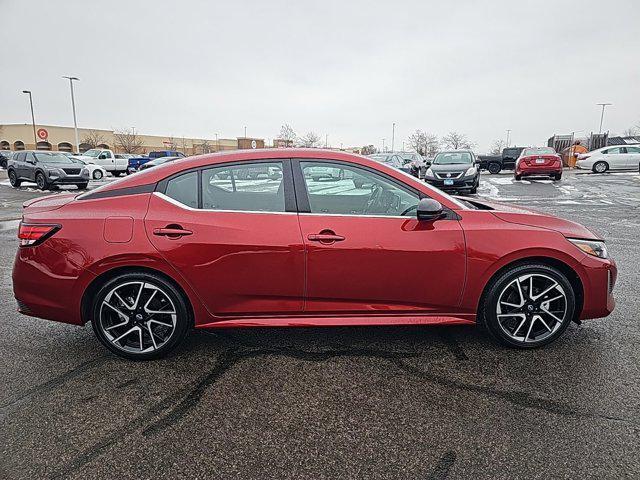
[[407, 130, 439, 157], [195, 139, 212, 154], [277, 124, 297, 147], [490, 139, 506, 155], [114, 128, 144, 154], [622, 125, 639, 137], [165, 136, 179, 151], [360, 145, 377, 155], [442, 131, 474, 150], [80, 130, 107, 149], [297, 131, 322, 148]]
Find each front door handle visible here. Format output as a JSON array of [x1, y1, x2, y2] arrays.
[[153, 226, 193, 238], [307, 230, 345, 244]]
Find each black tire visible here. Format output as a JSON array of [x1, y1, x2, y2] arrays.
[[514, 174, 522, 181], [0, 159, 6, 169], [76, 183, 89, 190], [480, 263, 575, 349], [112, 171, 122, 177], [93, 170, 104, 180], [91, 272, 191, 360], [488, 162, 501, 174], [469, 185, 478, 194], [553, 173, 562, 181], [592, 161, 608, 174], [35, 172, 48, 190], [8, 169, 21, 187]]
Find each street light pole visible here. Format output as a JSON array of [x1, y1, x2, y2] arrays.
[[597, 103, 612, 133], [391, 122, 396, 152], [382, 138, 386, 152], [325, 133, 328, 148], [243, 126, 247, 138], [63, 76, 80, 153], [506, 129, 511, 148], [215, 133, 219, 152], [22, 90, 37, 148]]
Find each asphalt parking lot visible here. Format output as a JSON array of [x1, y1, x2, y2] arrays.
[[0, 169, 638, 479]]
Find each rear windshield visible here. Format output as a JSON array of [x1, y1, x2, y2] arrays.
[[522, 147, 555, 156]]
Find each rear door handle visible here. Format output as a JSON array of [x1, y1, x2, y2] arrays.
[[153, 227, 193, 237], [307, 230, 345, 244]]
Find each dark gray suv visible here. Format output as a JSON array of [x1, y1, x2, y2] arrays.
[[8, 151, 90, 190]]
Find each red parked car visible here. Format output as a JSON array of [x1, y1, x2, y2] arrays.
[[12, 149, 616, 359], [515, 147, 563, 181]]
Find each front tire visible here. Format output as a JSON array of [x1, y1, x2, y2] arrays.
[[8, 169, 21, 187], [93, 169, 104, 180], [91, 272, 191, 360], [480, 263, 575, 349], [514, 174, 522, 181], [35, 172, 48, 190], [488, 162, 501, 174]]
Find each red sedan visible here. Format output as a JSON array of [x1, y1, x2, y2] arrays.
[[12, 149, 616, 359], [515, 147, 563, 181]]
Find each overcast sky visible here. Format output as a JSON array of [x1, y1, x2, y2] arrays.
[[1, 0, 639, 152]]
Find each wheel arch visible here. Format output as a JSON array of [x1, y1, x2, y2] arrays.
[[80, 265, 195, 327], [476, 256, 584, 324]]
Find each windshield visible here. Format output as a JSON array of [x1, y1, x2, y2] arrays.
[[522, 147, 555, 156], [82, 149, 101, 158], [433, 152, 473, 165], [34, 153, 72, 163]]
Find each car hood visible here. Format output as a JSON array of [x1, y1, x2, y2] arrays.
[[458, 197, 601, 240], [429, 163, 472, 172], [41, 161, 79, 168]]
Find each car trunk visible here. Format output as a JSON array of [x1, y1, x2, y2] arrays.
[[521, 154, 559, 168], [23, 193, 76, 214]]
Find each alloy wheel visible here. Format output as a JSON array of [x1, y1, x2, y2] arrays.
[[98, 281, 178, 354], [495, 273, 568, 344], [594, 162, 607, 173], [93, 170, 103, 180]]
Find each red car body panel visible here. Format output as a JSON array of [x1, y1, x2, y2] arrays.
[[515, 154, 563, 177], [12, 149, 616, 330]]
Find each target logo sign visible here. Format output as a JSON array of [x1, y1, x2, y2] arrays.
[[37, 128, 48, 140]]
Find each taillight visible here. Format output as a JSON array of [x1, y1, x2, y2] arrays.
[[18, 223, 60, 247]]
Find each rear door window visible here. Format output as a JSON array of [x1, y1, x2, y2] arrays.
[[165, 171, 198, 208]]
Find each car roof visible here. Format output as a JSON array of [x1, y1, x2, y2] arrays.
[[82, 148, 465, 210]]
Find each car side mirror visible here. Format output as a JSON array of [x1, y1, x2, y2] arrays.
[[416, 198, 444, 221]]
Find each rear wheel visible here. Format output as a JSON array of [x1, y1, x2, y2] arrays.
[[8, 169, 21, 187], [481, 264, 575, 348], [112, 171, 122, 177], [35, 172, 48, 190], [488, 162, 501, 174], [553, 173, 562, 181], [91, 272, 191, 360], [593, 161, 608, 173], [76, 183, 89, 190]]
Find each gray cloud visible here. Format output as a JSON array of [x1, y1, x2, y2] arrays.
[[1, 0, 638, 152]]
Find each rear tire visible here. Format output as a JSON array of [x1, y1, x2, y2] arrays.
[[8, 169, 21, 188], [488, 162, 501, 174], [112, 171, 122, 177], [35, 172, 48, 190], [592, 161, 608, 174], [553, 173, 562, 181], [76, 183, 89, 190], [91, 272, 191, 360], [480, 263, 575, 349]]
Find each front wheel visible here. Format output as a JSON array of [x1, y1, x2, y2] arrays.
[[91, 272, 191, 360], [35, 172, 48, 190], [93, 169, 104, 180], [8, 169, 21, 188], [514, 174, 522, 181], [481, 264, 575, 348], [488, 162, 501, 174]]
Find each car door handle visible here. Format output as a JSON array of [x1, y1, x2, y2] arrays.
[[307, 231, 345, 243], [153, 227, 193, 237]]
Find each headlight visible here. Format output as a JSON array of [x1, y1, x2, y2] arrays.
[[568, 238, 608, 259], [47, 169, 60, 176], [425, 167, 434, 177], [465, 166, 477, 176], [81, 168, 89, 175]]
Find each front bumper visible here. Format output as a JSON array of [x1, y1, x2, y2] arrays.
[[579, 255, 617, 320], [425, 175, 478, 191], [47, 170, 90, 184]]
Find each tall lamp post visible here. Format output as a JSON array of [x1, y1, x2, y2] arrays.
[[506, 129, 511, 148], [22, 90, 37, 148], [63, 76, 80, 153], [597, 103, 612, 133], [391, 122, 396, 152], [215, 133, 219, 152]]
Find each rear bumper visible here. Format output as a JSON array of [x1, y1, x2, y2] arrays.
[[516, 165, 562, 176], [12, 243, 93, 325], [579, 256, 617, 320]]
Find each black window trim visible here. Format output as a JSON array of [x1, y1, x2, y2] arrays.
[[291, 158, 457, 219], [156, 158, 296, 213]]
